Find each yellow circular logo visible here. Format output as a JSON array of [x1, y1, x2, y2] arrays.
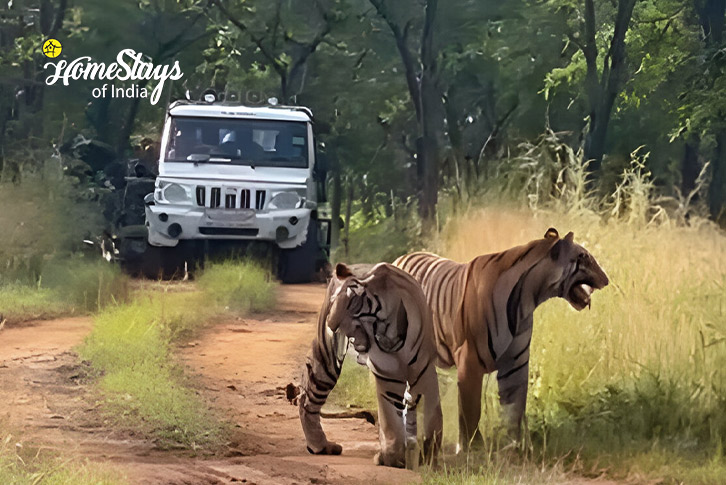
[[42, 39, 62, 58]]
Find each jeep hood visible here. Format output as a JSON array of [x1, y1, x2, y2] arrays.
[[160, 162, 309, 185]]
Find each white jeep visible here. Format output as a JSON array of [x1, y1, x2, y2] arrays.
[[120, 96, 330, 283]]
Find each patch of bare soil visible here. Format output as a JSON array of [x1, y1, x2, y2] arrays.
[[176, 283, 418, 485], [0, 286, 417, 484]]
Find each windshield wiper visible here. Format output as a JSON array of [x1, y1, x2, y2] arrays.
[[188, 153, 210, 163], [208, 151, 242, 160]]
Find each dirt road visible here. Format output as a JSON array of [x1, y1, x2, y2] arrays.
[[0, 285, 417, 484]]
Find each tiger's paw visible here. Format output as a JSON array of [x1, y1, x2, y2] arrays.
[[307, 442, 343, 455], [374, 451, 405, 468]]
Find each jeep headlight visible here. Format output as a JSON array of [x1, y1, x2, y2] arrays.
[[268, 191, 302, 210], [156, 182, 192, 205]]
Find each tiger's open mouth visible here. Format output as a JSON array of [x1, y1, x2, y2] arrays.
[[567, 279, 596, 311]]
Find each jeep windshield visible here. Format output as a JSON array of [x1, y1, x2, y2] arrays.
[[164, 116, 309, 168]]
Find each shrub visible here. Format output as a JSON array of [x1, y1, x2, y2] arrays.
[[196, 261, 276, 314]]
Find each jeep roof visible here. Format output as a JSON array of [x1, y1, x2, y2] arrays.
[[168, 101, 313, 123]]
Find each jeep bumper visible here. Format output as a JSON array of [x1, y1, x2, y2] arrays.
[[145, 204, 312, 249]]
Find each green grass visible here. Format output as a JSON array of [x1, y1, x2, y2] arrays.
[[195, 260, 277, 314], [0, 258, 128, 324], [0, 164, 106, 284], [78, 293, 222, 449], [78, 261, 277, 449], [335, 205, 726, 483], [0, 284, 67, 323], [0, 431, 126, 485], [328, 358, 378, 410]]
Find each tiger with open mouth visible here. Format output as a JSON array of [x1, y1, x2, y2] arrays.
[[297, 262, 442, 468], [393, 228, 609, 451]]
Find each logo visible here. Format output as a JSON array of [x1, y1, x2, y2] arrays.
[[43, 39, 62, 58], [44, 48, 184, 105]]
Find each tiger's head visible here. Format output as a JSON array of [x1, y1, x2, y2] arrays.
[[325, 263, 409, 355], [326, 263, 374, 354], [544, 228, 609, 311]]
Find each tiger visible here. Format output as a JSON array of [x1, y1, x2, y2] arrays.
[[392, 228, 609, 451], [298, 262, 443, 468]]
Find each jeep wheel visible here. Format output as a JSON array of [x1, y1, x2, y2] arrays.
[[277, 220, 322, 284]]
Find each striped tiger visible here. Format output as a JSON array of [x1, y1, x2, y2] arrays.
[[393, 228, 609, 451], [298, 262, 442, 468]]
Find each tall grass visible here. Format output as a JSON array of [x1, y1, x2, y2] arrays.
[[0, 258, 128, 324], [0, 156, 125, 324], [335, 141, 726, 483], [328, 358, 378, 410], [196, 261, 276, 314], [0, 159, 106, 282], [438, 207, 726, 474], [430, 144, 726, 482]]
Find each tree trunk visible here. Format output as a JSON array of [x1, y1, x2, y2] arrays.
[[343, 178, 354, 259], [700, 0, 726, 44], [681, 139, 700, 196], [116, 94, 144, 156], [581, 0, 637, 172], [417, 0, 439, 232], [709, 131, 726, 224], [369, 0, 440, 231], [330, 156, 342, 252]]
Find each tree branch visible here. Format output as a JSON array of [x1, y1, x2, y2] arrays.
[[369, 0, 422, 119], [209, 0, 286, 76]]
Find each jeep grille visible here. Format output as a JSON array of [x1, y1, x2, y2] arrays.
[[196, 185, 266, 210]]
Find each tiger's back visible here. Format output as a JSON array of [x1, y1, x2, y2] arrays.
[[392, 252, 467, 367]]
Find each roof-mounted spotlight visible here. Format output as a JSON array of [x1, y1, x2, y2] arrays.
[[268, 97, 278, 106], [201, 88, 217, 104]]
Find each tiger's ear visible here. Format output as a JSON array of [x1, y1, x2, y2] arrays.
[[544, 227, 559, 239], [335, 263, 353, 279]]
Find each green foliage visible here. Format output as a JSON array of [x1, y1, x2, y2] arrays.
[[335, 219, 415, 264], [78, 292, 223, 449], [0, 157, 107, 282], [195, 261, 277, 314]]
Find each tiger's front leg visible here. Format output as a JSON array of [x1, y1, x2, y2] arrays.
[[496, 328, 533, 441], [299, 359, 343, 455], [456, 340, 485, 452], [496, 360, 530, 441], [374, 382, 407, 468]]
